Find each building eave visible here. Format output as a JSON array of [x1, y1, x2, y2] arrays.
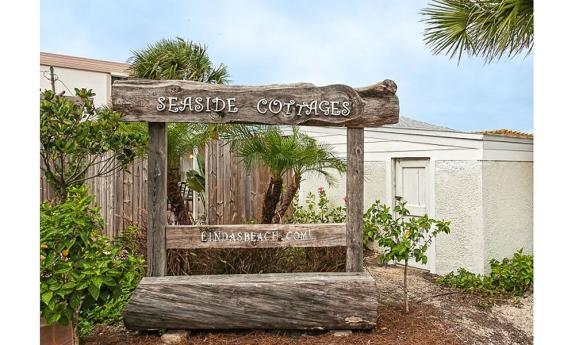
[[40, 52, 130, 77]]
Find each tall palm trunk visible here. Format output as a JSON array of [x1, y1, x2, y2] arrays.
[[272, 174, 302, 223], [168, 165, 192, 225], [261, 176, 283, 224]]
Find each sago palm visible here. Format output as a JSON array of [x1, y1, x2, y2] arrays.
[[421, 0, 533, 63], [272, 130, 346, 223], [129, 37, 230, 224], [231, 126, 345, 224]]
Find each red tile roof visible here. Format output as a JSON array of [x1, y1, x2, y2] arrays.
[[479, 129, 533, 139]]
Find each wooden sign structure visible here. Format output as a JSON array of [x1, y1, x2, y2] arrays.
[[112, 78, 399, 331]]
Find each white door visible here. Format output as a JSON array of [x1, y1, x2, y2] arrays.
[[394, 158, 432, 270]]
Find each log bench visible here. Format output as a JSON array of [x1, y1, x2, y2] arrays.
[[123, 272, 378, 330]]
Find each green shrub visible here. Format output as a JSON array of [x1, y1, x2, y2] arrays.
[[40, 88, 146, 202], [285, 188, 346, 224], [40, 186, 144, 337], [435, 268, 488, 292], [77, 227, 144, 336], [489, 249, 534, 295], [436, 249, 533, 296], [363, 200, 390, 246]]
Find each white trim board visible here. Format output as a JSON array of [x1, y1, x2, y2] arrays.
[[290, 126, 532, 162]]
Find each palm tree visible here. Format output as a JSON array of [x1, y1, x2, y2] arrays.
[[129, 38, 230, 224], [272, 131, 346, 224], [129, 37, 230, 82], [230, 126, 346, 224], [421, 0, 533, 63]]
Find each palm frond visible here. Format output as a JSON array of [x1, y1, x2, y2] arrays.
[[128, 37, 231, 82], [230, 126, 346, 183], [421, 0, 533, 63]]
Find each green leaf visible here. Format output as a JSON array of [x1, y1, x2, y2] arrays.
[[43, 311, 61, 325], [70, 294, 81, 310], [88, 283, 100, 301], [41, 291, 53, 305], [93, 276, 103, 290]]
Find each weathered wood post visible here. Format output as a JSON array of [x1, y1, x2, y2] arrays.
[[147, 123, 167, 276], [346, 128, 364, 272], [205, 141, 218, 225]]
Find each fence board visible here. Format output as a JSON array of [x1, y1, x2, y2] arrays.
[[40, 140, 282, 237]]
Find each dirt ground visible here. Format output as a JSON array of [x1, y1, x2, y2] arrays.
[[82, 256, 532, 345]]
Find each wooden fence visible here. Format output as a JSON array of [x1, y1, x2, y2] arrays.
[[40, 141, 290, 238], [205, 141, 293, 225], [40, 154, 148, 238]]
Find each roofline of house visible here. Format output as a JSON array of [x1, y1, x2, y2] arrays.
[[372, 126, 533, 144], [40, 52, 130, 76], [282, 125, 532, 144]]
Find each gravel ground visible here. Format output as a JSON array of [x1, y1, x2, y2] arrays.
[[83, 255, 533, 345], [366, 255, 533, 344]]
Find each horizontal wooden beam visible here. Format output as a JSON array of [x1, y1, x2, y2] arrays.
[[166, 223, 346, 249], [112, 79, 399, 127], [123, 272, 378, 330]]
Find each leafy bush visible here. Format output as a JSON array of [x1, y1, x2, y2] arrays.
[[436, 268, 487, 292], [77, 273, 140, 336], [40, 186, 144, 337], [40, 88, 146, 201], [363, 200, 390, 246], [285, 188, 346, 224], [489, 249, 534, 295], [77, 227, 144, 336], [436, 249, 533, 296]]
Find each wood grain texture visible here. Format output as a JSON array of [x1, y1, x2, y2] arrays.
[[112, 79, 399, 127], [166, 223, 346, 249], [346, 128, 364, 272], [123, 272, 378, 330], [147, 123, 167, 277]]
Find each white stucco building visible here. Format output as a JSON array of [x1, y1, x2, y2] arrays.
[[40, 52, 129, 106], [297, 119, 533, 275]]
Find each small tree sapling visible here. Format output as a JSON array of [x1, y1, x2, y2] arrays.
[[364, 200, 450, 312]]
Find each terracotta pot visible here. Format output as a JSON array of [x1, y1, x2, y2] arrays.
[[40, 318, 74, 345]]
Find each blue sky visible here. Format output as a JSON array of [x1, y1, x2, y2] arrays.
[[40, 0, 533, 132]]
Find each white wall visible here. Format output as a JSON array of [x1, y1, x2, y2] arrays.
[[284, 126, 534, 276], [40, 65, 111, 107], [298, 161, 387, 210], [433, 160, 534, 275], [434, 160, 486, 275], [482, 161, 533, 273]]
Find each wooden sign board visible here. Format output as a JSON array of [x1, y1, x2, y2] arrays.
[[166, 223, 346, 249], [112, 79, 399, 127]]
